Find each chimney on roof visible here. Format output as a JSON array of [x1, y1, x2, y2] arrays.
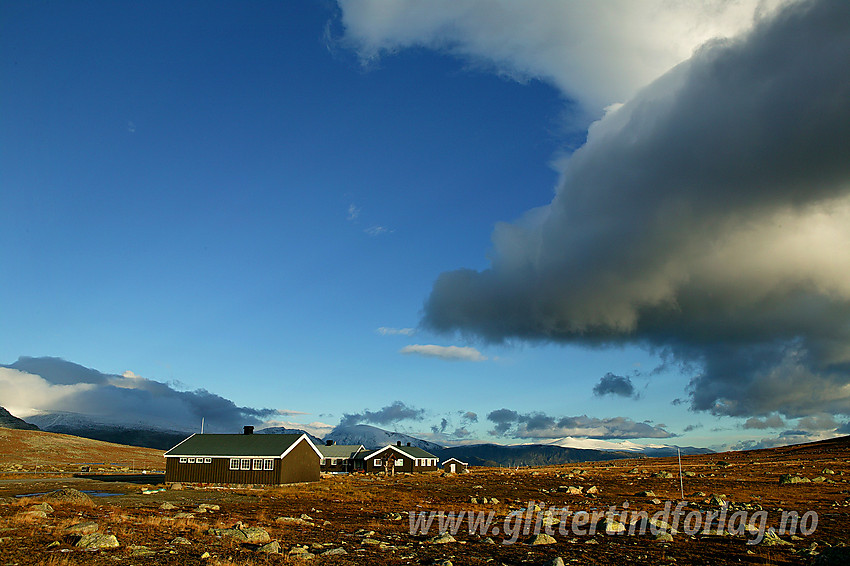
[[326, 439, 334, 446], [406, 442, 411, 446], [243, 426, 254, 435], [396, 441, 402, 446]]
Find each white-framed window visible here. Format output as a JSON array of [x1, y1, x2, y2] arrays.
[[395, 459, 403, 467], [188, 457, 195, 463], [179, 457, 187, 464], [240, 459, 251, 470], [230, 458, 239, 470], [320, 458, 326, 465], [374, 459, 382, 467], [263, 459, 274, 470], [204, 457, 211, 464], [252, 459, 263, 470]]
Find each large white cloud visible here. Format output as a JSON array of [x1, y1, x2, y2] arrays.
[[337, 0, 790, 117], [339, 0, 850, 420], [0, 357, 289, 432]]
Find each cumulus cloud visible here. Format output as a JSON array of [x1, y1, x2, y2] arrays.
[[0, 357, 288, 433], [592, 373, 637, 398], [337, 0, 788, 118], [743, 415, 786, 430], [339, 400, 425, 427], [400, 344, 487, 361], [486, 408, 673, 440], [414, 0, 850, 420]]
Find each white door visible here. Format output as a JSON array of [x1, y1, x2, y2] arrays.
[[449, 464, 455, 473]]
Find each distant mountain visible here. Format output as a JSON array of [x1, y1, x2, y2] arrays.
[[435, 443, 640, 467], [257, 426, 323, 445], [27, 411, 190, 451], [543, 437, 714, 457], [324, 424, 445, 452], [0, 406, 39, 431]]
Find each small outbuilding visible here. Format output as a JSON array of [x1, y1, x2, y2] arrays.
[[317, 441, 366, 473], [359, 442, 439, 474], [164, 428, 321, 485], [441, 457, 468, 473]]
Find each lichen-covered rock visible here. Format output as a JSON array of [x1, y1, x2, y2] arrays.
[[527, 533, 557, 545], [427, 532, 456, 544], [64, 521, 99, 535], [42, 488, 93, 505], [257, 541, 281, 553], [75, 533, 119, 549], [208, 525, 271, 544]]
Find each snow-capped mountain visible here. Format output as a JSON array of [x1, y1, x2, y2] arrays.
[[324, 424, 445, 452], [257, 426, 322, 445], [26, 411, 193, 450], [542, 436, 713, 456]]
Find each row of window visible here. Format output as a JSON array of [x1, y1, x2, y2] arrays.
[[321, 458, 343, 465], [371, 458, 438, 467], [229, 458, 275, 471], [179, 457, 212, 464]]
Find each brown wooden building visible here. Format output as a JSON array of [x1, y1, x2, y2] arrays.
[[358, 442, 439, 474], [441, 457, 468, 473], [164, 430, 321, 485], [316, 441, 366, 473]]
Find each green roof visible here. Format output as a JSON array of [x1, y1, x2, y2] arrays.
[[316, 444, 364, 458], [164, 433, 308, 457]]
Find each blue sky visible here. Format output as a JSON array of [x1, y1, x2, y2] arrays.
[[2, 0, 849, 451]]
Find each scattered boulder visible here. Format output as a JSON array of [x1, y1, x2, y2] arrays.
[[288, 545, 315, 559], [169, 537, 192, 545], [779, 474, 810, 485], [321, 547, 347, 556], [169, 482, 183, 490], [598, 518, 626, 534], [63, 521, 99, 535], [654, 471, 674, 479], [655, 532, 674, 543], [759, 529, 792, 546], [30, 503, 53, 513], [636, 490, 656, 498], [709, 494, 727, 507], [174, 512, 195, 519], [586, 486, 599, 495], [276, 516, 315, 527], [159, 502, 176, 510], [75, 533, 120, 549], [128, 545, 156, 556], [18, 510, 48, 519], [257, 541, 281, 553], [198, 503, 219, 511], [527, 533, 556, 545], [489, 497, 500, 504], [42, 488, 93, 505], [385, 512, 403, 521], [428, 532, 456, 544], [547, 558, 566, 566], [208, 524, 271, 544]]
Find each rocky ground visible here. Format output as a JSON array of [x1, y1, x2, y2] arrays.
[[0, 435, 848, 565]]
